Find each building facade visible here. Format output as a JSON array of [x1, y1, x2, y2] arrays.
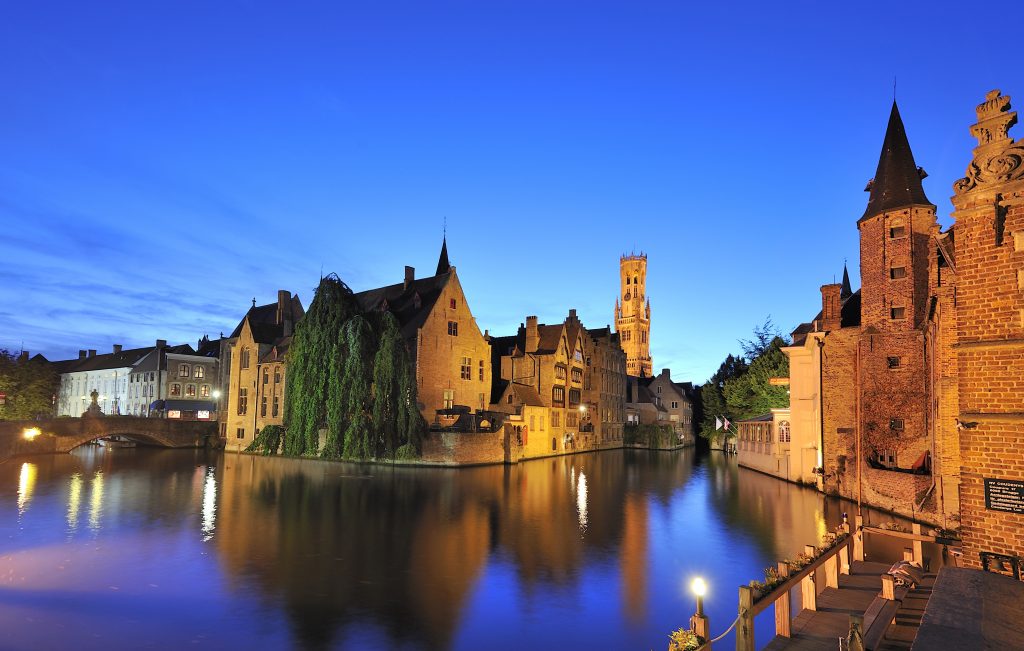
[[736, 409, 792, 479], [587, 326, 627, 446], [614, 253, 653, 377]]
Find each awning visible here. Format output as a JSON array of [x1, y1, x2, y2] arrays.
[[150, 400, 165, 410], [163, 400, 217, 411]]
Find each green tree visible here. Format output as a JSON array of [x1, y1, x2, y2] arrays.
[[283, 275, 360, 456], [0, 350, 57, 420], [339, 315, 375, 459], [723, 336, 790, 421], [699, 353, 748, 442]]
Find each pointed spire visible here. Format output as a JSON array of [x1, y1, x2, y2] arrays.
[[861, 101, 932, 221], [435, 235, 451, 275], [841, 263, 853, 299]]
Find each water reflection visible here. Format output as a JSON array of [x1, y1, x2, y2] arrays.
[[0, 448, 937, 651], [17, 462, 36, 516], [201, 467, 217, 541]]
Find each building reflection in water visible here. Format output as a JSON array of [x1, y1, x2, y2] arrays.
[[576, 470, 588, 531], [88, 471, 104, 533]]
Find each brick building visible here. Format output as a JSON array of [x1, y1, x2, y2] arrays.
[[945, 90, 1024, 569], [586, 326, 627, 446], [784, 90, 1024, 561], [614, 253, 653, 377]]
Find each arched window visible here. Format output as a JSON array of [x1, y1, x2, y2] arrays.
[[240, 348, 251, 369], [778, 420, 791, 443], [194, 366, 205, 379]]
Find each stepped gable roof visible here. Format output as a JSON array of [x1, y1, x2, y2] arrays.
[[790, 289, 862, 346], [861, 101, 932, 221], [354, 271, 451, 341]]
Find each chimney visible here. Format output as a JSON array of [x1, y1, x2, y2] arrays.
[[276, 290, 290, 325], [661, 368, 671, 379], [404, 266, 415, 290], [525, 316, 539, 353], [18, 351, 28, 363], [79, 350, 87, 359], [569, 308, 577, 321], [113, 344, 122, 354], [88, 349, 96, 358], [156, 339, 167, 349], [820, 284, 843, 331]]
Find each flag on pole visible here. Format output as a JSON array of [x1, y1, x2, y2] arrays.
[[723, 416, 731, 431]]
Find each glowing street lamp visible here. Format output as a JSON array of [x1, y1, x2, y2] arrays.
[[22, 427, 41, 441], [690, 576, 710, 647]]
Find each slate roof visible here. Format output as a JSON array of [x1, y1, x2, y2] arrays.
[[354, 271, 451, 342], [436, 236, 451, 275], [53, 344, 194, 374], [861, 102, 933, 221]]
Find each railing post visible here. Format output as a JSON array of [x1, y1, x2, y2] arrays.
[[911, 523, 924, 565], [736, 586, 755, 651], [903, 547, 914, 563], [800, 544, 818, 612], [881, 573, 895, 600], [774, 562, 791, 638], [839, 538, 851, 575], [853, 515, 864, 562], [825, 551, 839, 589]]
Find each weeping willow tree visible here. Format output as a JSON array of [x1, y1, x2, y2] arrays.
[[282, 275, 359, 456], [339, 315, 376, 459], [245, 425, 284, 455]]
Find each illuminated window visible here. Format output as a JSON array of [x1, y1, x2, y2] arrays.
[[553, 386, 565, 404], [194, 366, 205, 379], [443, 389, 454, 409], [447, 321, 458, 336], [170, 383, 181, 397], [179, 364, 190, 377], [200, 385, 210, 397], [185, 384, 196, 397], [571, 367, 582, 383], [778, 421, 790, 443], [555, 365, 566, 380]]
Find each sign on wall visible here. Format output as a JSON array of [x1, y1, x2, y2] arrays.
[[984, 478, 1024, 514]]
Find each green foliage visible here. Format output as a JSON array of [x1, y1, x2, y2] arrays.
[[624, 423, 676, 448], [246, 425, 284, 455], [339, 316, 375, 459], [283, 275, 359, 456], [0, 350, 57, 420], [700, 317, 790, 440]]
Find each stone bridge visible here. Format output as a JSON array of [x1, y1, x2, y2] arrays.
[[0, 417, 220, 461]]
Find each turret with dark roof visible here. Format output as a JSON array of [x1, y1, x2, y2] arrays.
[[841, 263, 853, 299], [861, 102, 933, 221]]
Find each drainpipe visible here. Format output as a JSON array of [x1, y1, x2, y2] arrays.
[[816, 331, 830, 493]]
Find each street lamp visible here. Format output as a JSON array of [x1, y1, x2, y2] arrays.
[[690, 577, 710, 647], [22, 427, 41, 441]]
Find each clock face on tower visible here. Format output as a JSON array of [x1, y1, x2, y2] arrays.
[[624, 292, 631, 302]]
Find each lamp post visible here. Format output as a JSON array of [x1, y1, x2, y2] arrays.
[[690, 577, 710, 648]]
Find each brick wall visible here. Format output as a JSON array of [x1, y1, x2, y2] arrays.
[[421, 430, 509, 465], [949, 89, 1024, 568]]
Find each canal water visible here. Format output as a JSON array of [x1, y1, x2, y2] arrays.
[[1, 447, 940, 650]]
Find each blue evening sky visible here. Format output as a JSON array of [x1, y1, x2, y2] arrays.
[[2, 1, 1021, 382]]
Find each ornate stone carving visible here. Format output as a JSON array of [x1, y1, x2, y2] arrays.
[[954, 90, 1024, 195]]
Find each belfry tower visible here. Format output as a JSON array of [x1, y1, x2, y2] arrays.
[[614, 253, 652, 377]]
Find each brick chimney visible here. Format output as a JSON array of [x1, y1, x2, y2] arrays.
[[525, 316, 539, 353], [404, 266, 415, 290], [87, 349, 96, 358], [568, 308, 577, 322], [156, 339, 167, 349], [820, 283, 843, 331], [113, 344, 122, 354], [79, 350, 87, 359], [661, 368, 671, 379], [276, 290, 290, 325]]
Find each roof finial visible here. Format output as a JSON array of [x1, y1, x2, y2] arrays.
[[252, 297, 256, 308], [443, 215, 446, 238], [893, 75, 897, 102]]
